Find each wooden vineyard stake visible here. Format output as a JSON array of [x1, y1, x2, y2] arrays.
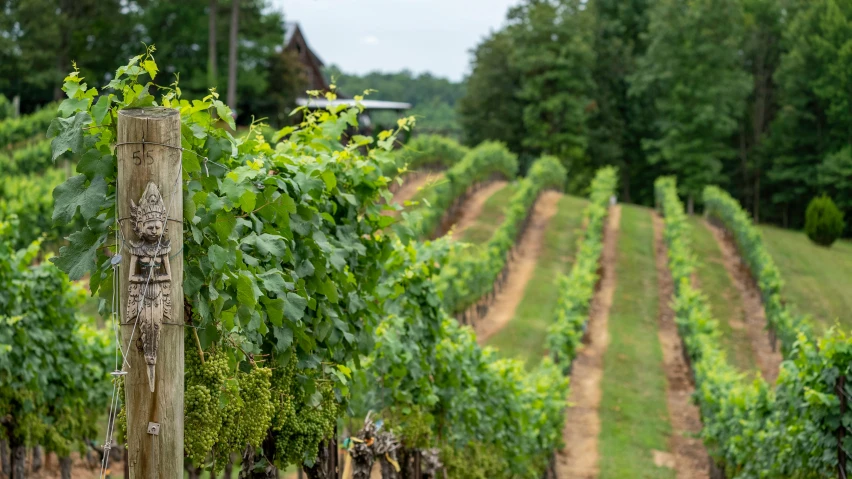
[[117, 107, 184, 479]]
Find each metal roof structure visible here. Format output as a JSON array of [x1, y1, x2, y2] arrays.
[[295, 98, 412, 111]]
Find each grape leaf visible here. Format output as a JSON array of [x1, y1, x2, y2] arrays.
[[262, 297, 285, 327], [273, 325, 293, 351], [236, 271, 261, 306], [258, 270, 288, 295], [77, 149, 114, 179], [243, 233, 287, 258], [47, 112, 92, 161], [209, 245, 229, 270], [92, 95, 113, 125], [58, 98, 91, 118], [284, 293, 307, 321], [52, 174, 108, 224], [50, 227, 104, 280]]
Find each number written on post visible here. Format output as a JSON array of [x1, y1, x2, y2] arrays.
[[132, 150, 155, 166]]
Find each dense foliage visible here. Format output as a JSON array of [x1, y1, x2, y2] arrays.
[[0, 95, 14, 120], [437, 156, 566, 315], [0, 217, 112, 465], [0, 137, 54, 175], [703, 185, 811, 353], [546, 166, 617, 368], [658, 177, 852, 478], [804, 195, 845, 247], [46, 49, 411, 471], [0, 104, 57, 147], [0, 169, 69, 250]]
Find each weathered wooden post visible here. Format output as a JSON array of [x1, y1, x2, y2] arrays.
[[117, 107, 184, 478]]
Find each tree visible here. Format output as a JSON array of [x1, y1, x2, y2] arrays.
[[226, 0, 240, 114], [0, 0, 139, 111], [631, 0, 752, 212], [458, 30, 526, 156], [134, 0, 293, 124], [507, 0, 595, 184], [766, 0, 852, 228], [587, 0, 653, 203], [819, 147, 852, 218], [733, 0, 784, 222], [208, 0, 218, 88], [0, 0, 295, 124]]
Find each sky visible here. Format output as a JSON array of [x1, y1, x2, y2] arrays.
[[272, 0, 522, 83]]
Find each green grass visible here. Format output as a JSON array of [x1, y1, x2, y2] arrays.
[[487, 194, 588, 366], [759, 224, 852, 332], [688, 218, 757, 373], [599, 205, 674, 479], [454, 183, 516, 245]]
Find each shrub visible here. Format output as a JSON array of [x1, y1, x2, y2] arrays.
[[398, 134, 469, 170], [804, 194, 845, 246]]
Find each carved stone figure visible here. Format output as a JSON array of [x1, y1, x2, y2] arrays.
[[127, 182, 172, 392]]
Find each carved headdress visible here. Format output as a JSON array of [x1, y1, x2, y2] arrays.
[[130, 182, 167, 236]]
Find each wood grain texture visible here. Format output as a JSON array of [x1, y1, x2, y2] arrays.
[[117, 107, 184, 479]]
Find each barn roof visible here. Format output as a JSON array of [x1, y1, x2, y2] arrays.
[[284, 22, 324, 66]]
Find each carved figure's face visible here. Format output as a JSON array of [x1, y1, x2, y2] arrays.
[[141, 219, 164, 241]]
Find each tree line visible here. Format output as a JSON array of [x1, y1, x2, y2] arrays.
[[0, 0, 304, 124], [326, 66, 465, 137], [459, 0, 852, 231]]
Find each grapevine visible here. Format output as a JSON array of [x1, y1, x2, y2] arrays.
[[0, 217, 111, 469], [656, 176, 852, 477], [46, 46, 407, 470], [546, 166, 618, 368]]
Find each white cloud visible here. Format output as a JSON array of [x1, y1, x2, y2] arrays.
[[362, 35, 380, 45]]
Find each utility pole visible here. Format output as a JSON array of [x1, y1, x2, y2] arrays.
[[117, 107, 184, 478]]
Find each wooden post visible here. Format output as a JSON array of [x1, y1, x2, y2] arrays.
[[838, 375, 848, 479], [117, 107, 184, 479]]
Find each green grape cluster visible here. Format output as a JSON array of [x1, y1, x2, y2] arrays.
[[216, 366, 274, 457], [271, 359, 339, 468], [184, 346, 229, 464], [116, 376, 127, 445]]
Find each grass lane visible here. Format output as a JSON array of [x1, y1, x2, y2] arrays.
[[759, 224, 852, 332], [599, 205, 674, 479], [453, 183, 516, 244], [486, 194, 588, 367], [689, 217, 757, 373]]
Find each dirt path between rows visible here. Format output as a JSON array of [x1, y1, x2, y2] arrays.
[[387, 171, 444, 217], [448, 181, 508, 237], [652, 214, 710, 479], [474, 190, 562, 344], [556, 205, 620, 479], [10, 450, 125, 479], [703, 220, 781, 383]]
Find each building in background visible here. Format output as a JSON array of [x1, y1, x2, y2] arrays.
[[283, 22, 410, 133]]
